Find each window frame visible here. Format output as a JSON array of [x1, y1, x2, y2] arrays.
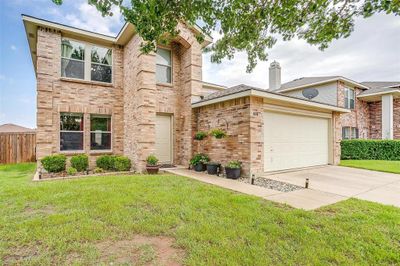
[[90, 114, 112, 151], [344, 87, 355, 109], [59, 112, 85, 152], [156, 47, 173, 84], [342, 126, 359, 140], [60, 37, 113, 84]]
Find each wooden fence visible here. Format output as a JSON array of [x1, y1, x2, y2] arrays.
[[0, 133, 36, 164]]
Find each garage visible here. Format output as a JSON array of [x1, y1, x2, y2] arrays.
[[263, 111, 330, 172]]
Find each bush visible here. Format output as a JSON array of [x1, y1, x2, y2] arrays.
[[209, 128, 227, 139], [94, 167, 104, 174], [96, 155, 115, 170], [70, 154, 88, 172], [146, 155, 159, 166], [341, 140, 400, 160], [41, 154, 66, 173], [190, 153, 210, 166], [114, 156, 131, 171], [67, 167, 78, 175], [194, 131, 208, 140], [225, 160, 241, 169]]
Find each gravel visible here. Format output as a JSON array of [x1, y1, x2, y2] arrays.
[[239, 177, 304, 192]]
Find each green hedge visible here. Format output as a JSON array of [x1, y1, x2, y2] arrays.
[[41, 154, 67, 173], [70, 154, 88, 172], [96, 155, 132, 171], [341, 140, 400, 160]]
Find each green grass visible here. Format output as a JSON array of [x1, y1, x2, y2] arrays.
[[340, 160, 400, 174], [1, 163, 400, 265]]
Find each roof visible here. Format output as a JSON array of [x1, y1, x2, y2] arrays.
[[274, 76, 369, 92], [193, 84, 350, 113], [358, 81, 400, 97], [22, 14, 213, 73], [202, 81, 227, 91], [0, 123, 35, 133]]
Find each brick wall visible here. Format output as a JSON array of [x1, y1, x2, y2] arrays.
[[337, 81, 370, 139], [36, 27, 124, 169], [368, 101, 382, 139], [394, 99, 400, 139], [192, 97, 252, 176]]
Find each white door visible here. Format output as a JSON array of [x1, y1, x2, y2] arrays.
[[155, 114, 172, 164], [263, 111, 329, 172]]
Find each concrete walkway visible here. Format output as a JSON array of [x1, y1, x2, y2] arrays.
[[164, 168, 347, 210], [264, 166, 400, 208]]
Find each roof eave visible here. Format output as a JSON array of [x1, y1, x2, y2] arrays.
[[278, 77, 369, 93], [357, 89, 400, 99]]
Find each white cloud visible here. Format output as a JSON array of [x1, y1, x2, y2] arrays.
[[203, 13, 400, 88], [10, 45, 17, 51]]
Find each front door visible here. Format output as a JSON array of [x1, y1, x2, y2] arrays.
[[155, 114, 172, 164]]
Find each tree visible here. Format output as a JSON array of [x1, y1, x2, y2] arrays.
[[52, 0, 399, 72]]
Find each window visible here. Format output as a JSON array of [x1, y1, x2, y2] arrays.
[[60, 113, 84, 151], [344, 87, 355, 109], [91, 46, 112, 83], [156, 48, 172, 83], [61, 39, 85, 79], [61, 38, 112, 83], [90, 115, 111, 150], [342, 127, 359, 139]]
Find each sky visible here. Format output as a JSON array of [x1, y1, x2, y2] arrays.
[[0, 0, 399, 129]]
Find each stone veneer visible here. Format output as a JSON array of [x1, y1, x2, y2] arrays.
[[36, 22, 202, 172], [337, 81, 370, 139]]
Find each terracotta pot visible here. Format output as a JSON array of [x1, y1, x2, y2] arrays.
[[225, 167, 241, 179], [146, 165, 160, 174]]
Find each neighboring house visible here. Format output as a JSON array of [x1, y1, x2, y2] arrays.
[[0, 123, 35, 133], [269, 62, 400, 140], [22, 14, 393, 178]]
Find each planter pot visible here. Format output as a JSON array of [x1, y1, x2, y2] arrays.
[[225, 167, 241, 179], [193, 163, 206, 172], [206, 163, 220, 175], [146, 165, 160, 174]]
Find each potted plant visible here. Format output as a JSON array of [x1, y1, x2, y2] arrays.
[[209, 128, 227, 139], [194, 131, 208, 140], [206, 162, 220, 175], [190, 153, 210, 172], [225, 160, 241, 179], [146, 155, 160, 174]]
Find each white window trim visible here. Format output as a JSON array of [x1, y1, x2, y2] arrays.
[[61, 37, 113, 84], [59, 113, 84, 152], [90, 115, 113, 151], [156, 47, 173, 85], [344, 87, 355, 109]]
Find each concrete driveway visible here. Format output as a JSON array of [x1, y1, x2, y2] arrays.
[[264, 166, 400, 208]]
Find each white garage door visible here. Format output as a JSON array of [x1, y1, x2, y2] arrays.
[[264, 111, 329, 172], [155, 114, 172, 164]]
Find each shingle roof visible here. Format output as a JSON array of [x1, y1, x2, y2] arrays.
[[195, 84, 344, 109], [0, 123, 35, 133], [359, 82, 400, 96], [275, 76, 340, 92]]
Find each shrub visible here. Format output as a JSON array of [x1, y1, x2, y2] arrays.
[[114, 156, 131, 171], [225, 160, 241, 169], [70, 154, 88, 172], [146, 155, 159, 166], [190, 153, 210, 166], [94, 167, 104, 174], [341, 140, 400, 160], [96, 155, 115, 170], [194, 131, 208, 140], [67, 167, 78, 175], [41, 154, 66, 173], [209, 128, 227, 139]]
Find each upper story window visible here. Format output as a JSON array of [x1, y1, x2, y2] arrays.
[[60, 113, 84, 151], [61, 38, 112, 84], [344, 87, 355, 109], [156, 48, 172, 84]]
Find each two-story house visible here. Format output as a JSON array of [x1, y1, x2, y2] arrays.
[[23, 15, 397, 178]]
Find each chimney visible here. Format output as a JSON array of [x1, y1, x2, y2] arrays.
[[269, 61, 281, 91]]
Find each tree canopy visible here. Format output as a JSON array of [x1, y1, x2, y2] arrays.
[[52, 0, 399, 72]]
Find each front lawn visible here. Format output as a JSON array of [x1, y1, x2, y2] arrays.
[[1, 163, 399, 265], [340, 160, 400, 174]]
